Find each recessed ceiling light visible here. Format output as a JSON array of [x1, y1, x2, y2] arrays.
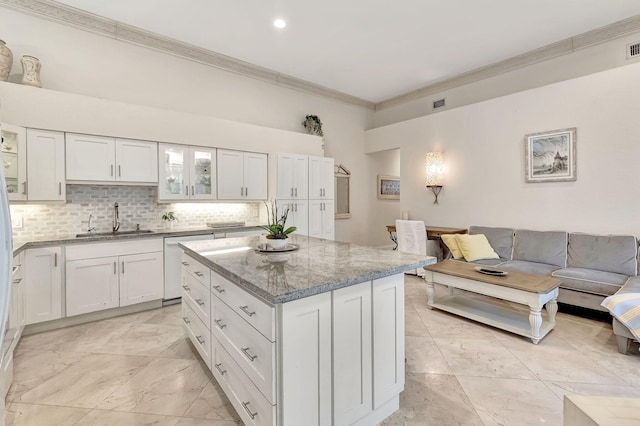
[[274, 19, 286, 29]]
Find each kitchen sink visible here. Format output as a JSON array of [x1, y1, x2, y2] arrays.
[[75, 230, 155, 238]]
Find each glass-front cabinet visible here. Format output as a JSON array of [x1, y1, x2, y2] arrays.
[[1, 124, 27, 201], [158, 143, 216, 201]]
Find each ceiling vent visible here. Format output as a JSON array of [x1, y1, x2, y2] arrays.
[[432, 98, 446, 109], [627, 41, 640, 59]]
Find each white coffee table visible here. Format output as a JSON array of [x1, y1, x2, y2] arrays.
[[423, 260, 561, 344]]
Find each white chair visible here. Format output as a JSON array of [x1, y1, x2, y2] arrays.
[[395, 220, 427, 276]]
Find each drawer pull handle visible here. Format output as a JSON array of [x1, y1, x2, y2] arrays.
[[181, 261, 189, 266], [214, 363, 227, 376], [239, 305, 256, 317], [241, 347, 258, 362], [241, 401, 257, 420], [212, 285, 225, 293], [182, 317, 191, 324], [196, 335, 206, 345], [195, 298, 205, 306], [214, 319, 226, 329], [182, 285, 191, 291], [13, 278, 22, 284], [194, 271, 204, 277]]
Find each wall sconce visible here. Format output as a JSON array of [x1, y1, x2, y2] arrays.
[[425, 152, 444, 204]]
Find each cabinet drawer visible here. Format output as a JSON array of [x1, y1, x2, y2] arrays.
[[181, 253, 211, 288], [211, 271, 275, 341], [211, 337, 275, 426], [211, 296, 275, 403], [182, 273, 210, 327], [182, 302, 211, 369]]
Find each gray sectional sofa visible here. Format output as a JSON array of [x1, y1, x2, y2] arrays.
[[466, 226, 639, 353]]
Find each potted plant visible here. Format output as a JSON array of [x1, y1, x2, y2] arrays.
[[261, 200, 297, 249], [302, 114, 323, 137], [161, 211, 178, 229]]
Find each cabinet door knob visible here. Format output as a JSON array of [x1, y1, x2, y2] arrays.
[[239, 305, 256, 317], [111, 165, 114, 176], [291, 187, 294, 196], [195, 335, 205, 345], [182, 316, 191, 324], [194, 271, 204, 277], [212, 285, 225, 294], [182, 285, 190, 291], [295, 187, 298, 197], [181, 261, 189, 266], [118, 165, 121, 177], [195, 298, 205, 306], [214, 319, 226, 329], [22, 181, 27, 195]]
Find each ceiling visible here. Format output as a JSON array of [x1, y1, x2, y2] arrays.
[[54, 0, 640, 103]]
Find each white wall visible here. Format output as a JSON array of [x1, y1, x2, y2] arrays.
[[0, 7, 374, 244], [366, 61, 640, 237]]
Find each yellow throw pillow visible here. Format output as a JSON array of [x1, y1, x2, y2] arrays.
[[455, 234, 499, 262], [441, 234, 464, 259]]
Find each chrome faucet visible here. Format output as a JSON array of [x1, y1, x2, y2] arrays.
[[82, 214, 96, 233], [113, 202, 120, 232]]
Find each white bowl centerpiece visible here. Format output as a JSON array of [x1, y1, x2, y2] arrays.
[[261, 200, 297, 250]]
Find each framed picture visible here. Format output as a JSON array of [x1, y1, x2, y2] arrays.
[[524, 127, 576, 183], [377, 175, 400, 200]]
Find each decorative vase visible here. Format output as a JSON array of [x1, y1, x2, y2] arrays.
[[266, 238, 288, 250], [0, 40, 13, 81], [21, 55, 41, 87]]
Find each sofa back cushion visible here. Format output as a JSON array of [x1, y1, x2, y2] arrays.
[[469, 226, 514, 260], [568, 233, 638, 276], [513, 229, 568, 267]]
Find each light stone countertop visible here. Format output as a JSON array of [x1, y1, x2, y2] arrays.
[[12, 224, 264, 257], [180, 234, 437, 305]]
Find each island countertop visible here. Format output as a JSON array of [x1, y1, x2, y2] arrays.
[[179, 234, 437, 304]]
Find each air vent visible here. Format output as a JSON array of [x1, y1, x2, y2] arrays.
[[627, 41, 640, 59], [432, 98, 446, 109]]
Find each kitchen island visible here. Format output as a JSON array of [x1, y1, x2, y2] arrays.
[[179, 235, 436, 426]]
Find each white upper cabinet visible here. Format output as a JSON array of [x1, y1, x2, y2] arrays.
[[309, 156, 334, 200], [1, 124, 27, 201], [26, 129, 66, 201], [217, 149, 267, 201], [115, 139, 158, 183], [158, 144, 216, 201], [277, 199, 308, 236], [309, 199, 334, 240], [66, 133, 157, 184], [277, 153, 308, 200]]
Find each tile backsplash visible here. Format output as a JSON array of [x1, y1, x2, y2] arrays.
[[10, 185, 260, 239]]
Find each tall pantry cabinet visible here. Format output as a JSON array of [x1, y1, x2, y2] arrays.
[[277, 153, 334, 240]]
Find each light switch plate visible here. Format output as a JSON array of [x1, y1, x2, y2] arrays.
[[11, 215, 22, 229]]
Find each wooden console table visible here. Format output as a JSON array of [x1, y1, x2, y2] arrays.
[[386, 225, 467, 252]]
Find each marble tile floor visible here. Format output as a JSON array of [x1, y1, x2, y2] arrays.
[[5, 275, 640, 425]]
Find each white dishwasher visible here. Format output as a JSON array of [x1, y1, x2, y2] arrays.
[[164, 234, 216, 302]]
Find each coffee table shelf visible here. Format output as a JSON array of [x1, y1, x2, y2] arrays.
[[429, 294, 555, 342]]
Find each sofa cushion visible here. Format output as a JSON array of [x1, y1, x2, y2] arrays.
[[498, 260, 561, 276], [512, 229, 568, 267], [455, 234, 499, 262], [441, 234, 463, 259], [567, 233, 638, 276], [471, 258, 507, 266], [552, 267, 628, 296], [469, 226, 514, 260]]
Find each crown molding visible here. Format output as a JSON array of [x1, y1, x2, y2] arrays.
[[0, 0, 376, 110], [376, 14, 640, 111]]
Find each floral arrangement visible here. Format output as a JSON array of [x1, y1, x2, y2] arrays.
[[302, 114, 323, 137], [261, 200, 297, 240]]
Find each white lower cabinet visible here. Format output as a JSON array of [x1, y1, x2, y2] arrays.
[[182, 249, 405, 425], [333, 282, 373, 425], [66, 239, 164, 317], [25, 247, 63, 325], [66, 256, 119, 316]]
